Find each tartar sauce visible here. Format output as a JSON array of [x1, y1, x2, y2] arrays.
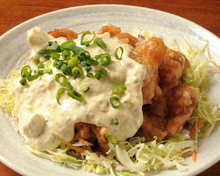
[[12, 27, 146, 151]]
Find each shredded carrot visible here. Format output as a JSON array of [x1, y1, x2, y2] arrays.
[[75, 134, 89, 146], [192, 150, 197, 162], [52, 133, 85, 153], [207, 44, 220, 69], [190, 118, 200, 139]]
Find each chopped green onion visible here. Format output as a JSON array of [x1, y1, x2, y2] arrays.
[[55, 73, 68, 86], [37, 62, 44, 69], [72, 66, 83, 79], [85, 66, 92, 72], [27, 74, 38, 81], [112, 84, 127, 95], [65, 83, 73, 92], [68, 56, 78, 67], [37, 70, 44, 76], [19, 78, 27, 86], [78, 51, 91, 62], [95, 68, 107, 80], [38, 49, 48, 55], [95, 38, 107, 50], [34, 59, 40, 65], [87, 72, 94, 78], [80, 84, 90, 93], [62, 50, 71, 59], [112, 118, 119, 125], [47, 41, 59, 51], [80, 31, 96, 46], [53, 60, 63, 69], [60, 41, 76, 50], [107, 135, 117, 144], [51, 52, 60, 60], [56, 88, 65, 105], [67, 89, 84, 103], [61, 64, 72, 75], [45, 69, 53, 75], [110, 96, 121, 109], [96, 53, 111, 66], [21, 65, 32, 78], [114, 47, 124, 60]]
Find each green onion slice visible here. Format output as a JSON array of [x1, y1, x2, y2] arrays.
[[60, 40, 76, 50], [67, 89, 84, 103], [96, 53, 111, 66], [112, 118, 119, 125], [80, 31, 96, 46], [72, 66, 83, 79], [51, 52, 60, 60], [21, 65, 32, 78], [68, 56, 78, 67], [61, 64, 72, 75], [55, 73, 68, 86], [37, 62, 44, 69], [45, 69, 53, 75], [27, 74, 38, 81], [95, 38, 107, 50], [110, 96, 121, 109], [95, 68, 107, 80], [112, 84, 127, 95], [114, 47, 124, 60], [47, 41, 59, 51], [19, 78, 27, 86], [80, 84, 90, 93], [87, 72, 94, 78], [56, 88, 65, 105], [62, 50, 71, 59]]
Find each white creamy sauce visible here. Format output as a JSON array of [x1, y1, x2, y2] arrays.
[[13, 27, 146, 151]]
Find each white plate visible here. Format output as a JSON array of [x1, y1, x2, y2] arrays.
[[0, 4, 220, 176]]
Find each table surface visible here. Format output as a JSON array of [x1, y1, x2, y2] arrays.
[[0, 0, 220, 176]]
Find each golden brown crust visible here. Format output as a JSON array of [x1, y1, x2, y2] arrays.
[[48, 28, 78, 40], [98, 25, 121, 37]]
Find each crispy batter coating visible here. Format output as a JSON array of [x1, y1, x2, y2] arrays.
[[75, 123, 109, 153], [159, 49, 189, 90], [98, 25, 121, 37], [130, 38, 167, 104], [141, 111, 168, 140], [166, 84, 197, 135], [48, 28, 78, 40]]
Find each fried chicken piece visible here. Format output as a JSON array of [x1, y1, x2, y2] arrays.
[[166, 84, 197, 135], [116, 33, 138, 47], [148, 96, 168, 118], [130, 37, 167, 104], [75, 123, 109, 153], [48, 28, 78, 40], [159, 49, 189, 90], [91, 126, 109, 153], [98, 25, 121, 37], [141, 111, 168, 140], [75, 122, 94, 139]]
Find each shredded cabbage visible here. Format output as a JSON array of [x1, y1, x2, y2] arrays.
[[29, 135, 193, 176], [0, 70, 19, 113]]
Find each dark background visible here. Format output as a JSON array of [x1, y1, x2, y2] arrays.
[[0, 0, 219, 176]]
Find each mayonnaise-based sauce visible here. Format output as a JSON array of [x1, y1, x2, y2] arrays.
[[12, 27, 146, 151]]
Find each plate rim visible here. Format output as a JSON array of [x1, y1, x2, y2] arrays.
[[0, 4, 219, 176]]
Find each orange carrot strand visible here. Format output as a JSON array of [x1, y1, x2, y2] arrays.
[[192, 150, 197, 162], [75, 134, 89, 146], [52, 133, 85, 153]]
